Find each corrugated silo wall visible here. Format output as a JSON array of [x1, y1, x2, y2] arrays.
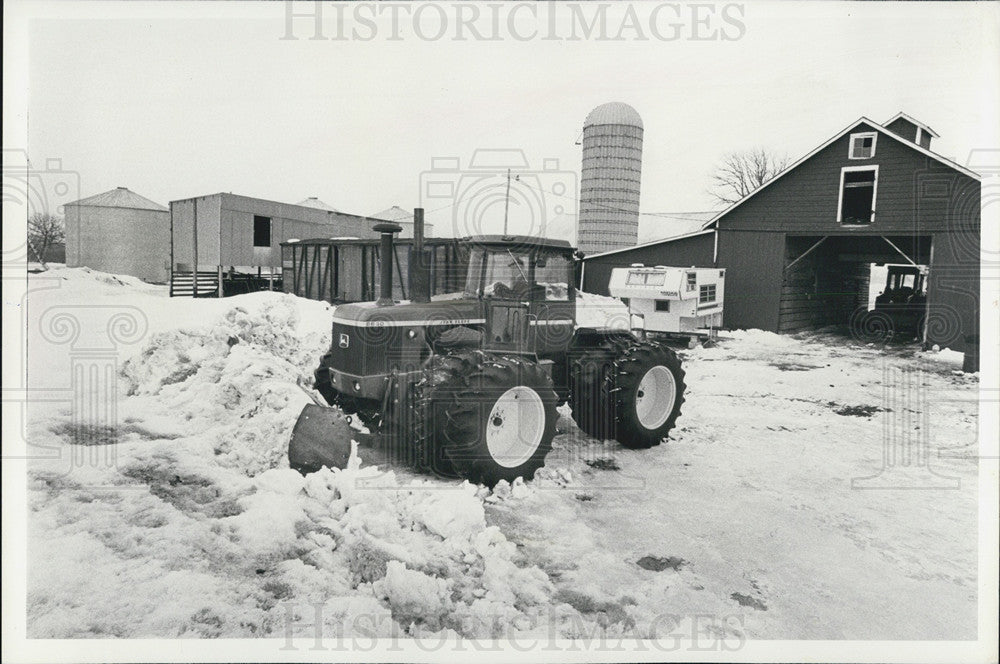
[[578, 123, 643, 255], [581, 233, 715, 296]]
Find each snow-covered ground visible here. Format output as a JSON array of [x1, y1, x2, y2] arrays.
[[21, 267, 980, 641]]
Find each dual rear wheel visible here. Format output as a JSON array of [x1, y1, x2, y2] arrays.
[[415, 352, 558, 486]]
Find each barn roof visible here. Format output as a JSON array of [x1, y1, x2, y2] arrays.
[[65, 187, 168, 212]]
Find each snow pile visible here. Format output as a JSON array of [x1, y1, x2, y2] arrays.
[[286, 461, 554, 637], [43, 265, 163, 292], [575, 290, 629, 329], [119, 296, 325, 476]]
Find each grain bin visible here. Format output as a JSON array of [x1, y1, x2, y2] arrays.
[[578, 102, 643, 255]]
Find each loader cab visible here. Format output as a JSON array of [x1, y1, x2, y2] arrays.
[[463, 236, 576, 355]]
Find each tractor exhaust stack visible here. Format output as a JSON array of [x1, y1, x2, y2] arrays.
[[409, 207, 431, 303], [373, 222, 402, 306]]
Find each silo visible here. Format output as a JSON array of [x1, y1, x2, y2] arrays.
[[578, 102, 643, 255]]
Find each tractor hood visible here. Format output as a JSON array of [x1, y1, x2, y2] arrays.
[[330, 298, 484, 328]]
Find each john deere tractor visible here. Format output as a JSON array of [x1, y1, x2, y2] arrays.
[[289, 215, 686, 486]]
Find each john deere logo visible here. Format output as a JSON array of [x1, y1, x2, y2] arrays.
[[339, 333, 349, 348]]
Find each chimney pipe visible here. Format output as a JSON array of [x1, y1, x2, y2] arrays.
[[409, 207, 431, 303], [373, 222, 402, 306]]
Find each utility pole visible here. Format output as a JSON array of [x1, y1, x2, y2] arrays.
[[502, 168, 511, 235]]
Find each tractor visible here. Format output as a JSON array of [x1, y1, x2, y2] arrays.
[[860, 264, 928, 341], [289, 215, 686, 486]]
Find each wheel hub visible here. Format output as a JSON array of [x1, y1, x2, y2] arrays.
[[486, 386, 545, 468], [634, 365, 676, 430]]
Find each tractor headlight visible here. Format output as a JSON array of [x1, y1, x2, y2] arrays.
[[407, 329, 417, 339], [353, 381, 361, 391]]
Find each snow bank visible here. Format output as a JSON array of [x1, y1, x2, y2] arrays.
[[27, 276, 557, 638]]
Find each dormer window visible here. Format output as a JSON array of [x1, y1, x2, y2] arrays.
[[849, 132, 877, 159]]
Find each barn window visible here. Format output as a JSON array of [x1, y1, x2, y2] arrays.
[[253, 216, 272, 247], [655, 299, 670, 312], [848, 132, 877, 159], [838, 167, 878, 225], [686, 272, 697, 292], [699, 284, 717, 304]]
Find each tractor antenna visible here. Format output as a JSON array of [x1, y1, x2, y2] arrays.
[[502, 168, 511, 236]]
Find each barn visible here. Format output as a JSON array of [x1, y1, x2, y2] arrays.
[[168, 192, 380, 296], [582, 114, 981, 361], [64, 187, 170, 282]]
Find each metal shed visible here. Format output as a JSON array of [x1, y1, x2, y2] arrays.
[[168, 193, 380, 296], [64, 187, 170, 283]]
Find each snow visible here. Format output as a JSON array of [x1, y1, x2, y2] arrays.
[[22, 266, 982, 641]]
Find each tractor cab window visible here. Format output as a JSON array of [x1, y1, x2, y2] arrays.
[[889, 271, 923, 294], [463, 249, 485, 297], [483, 249, 533, 300], [534, 251, 570, 301]]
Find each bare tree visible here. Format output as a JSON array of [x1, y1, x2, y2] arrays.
[[27, 213, 65, 268], [709, 148, 789, 206]]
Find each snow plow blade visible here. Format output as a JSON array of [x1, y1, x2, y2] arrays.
[[288, 404, 355, 474]]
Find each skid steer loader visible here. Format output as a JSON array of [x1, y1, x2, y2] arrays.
[[289, 212, 686, 486]]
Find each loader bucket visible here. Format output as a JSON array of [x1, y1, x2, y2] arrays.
[[288, 404, 355, 474]]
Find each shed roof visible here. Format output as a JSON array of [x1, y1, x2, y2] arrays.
[[370, 206, 413, 223], [65, 187, 168, 212], [296, 197, 340, 212]]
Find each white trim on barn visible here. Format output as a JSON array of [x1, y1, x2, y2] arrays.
[[848, 132, 878, 159], [837, 164, 879, 225]]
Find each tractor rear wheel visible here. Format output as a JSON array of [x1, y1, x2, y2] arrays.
[[416, 351, 558, 486]]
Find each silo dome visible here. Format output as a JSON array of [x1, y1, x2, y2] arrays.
[[578, 102, 644, 255], [584, 102, 644, 130]]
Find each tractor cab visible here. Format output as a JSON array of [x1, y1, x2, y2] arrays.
[[878, 265, 926, 304], [462, 236, 577, 354]]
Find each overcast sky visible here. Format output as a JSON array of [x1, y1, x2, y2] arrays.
[[24, 1, 1000, 239]]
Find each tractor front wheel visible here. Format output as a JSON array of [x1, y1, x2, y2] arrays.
[[416, 352, 558, 486], [614, 344, 686, 449], [570, 341, 686, 449]]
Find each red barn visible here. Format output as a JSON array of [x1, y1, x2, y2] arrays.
[[582, 114, 981, 362]]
